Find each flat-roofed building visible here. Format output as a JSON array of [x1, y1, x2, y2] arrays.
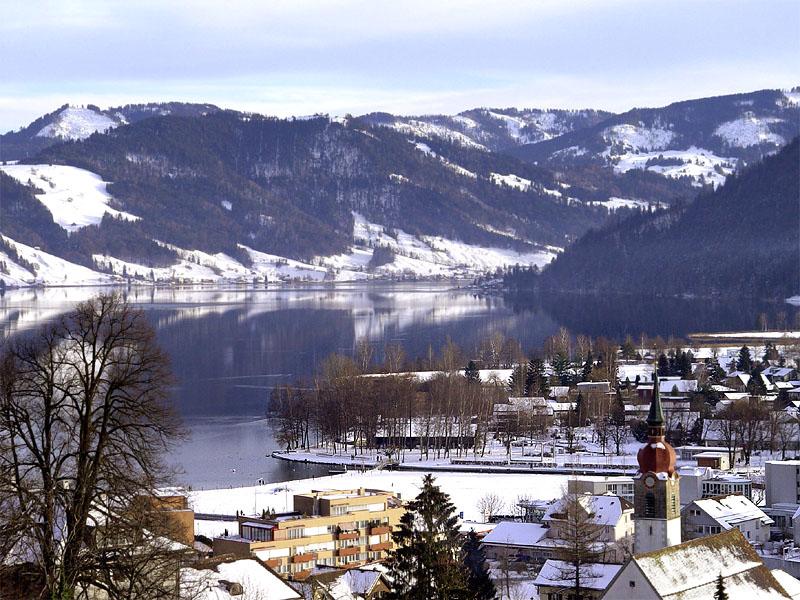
[[212, 489, 404, 580], [567, 476, 635, 504]]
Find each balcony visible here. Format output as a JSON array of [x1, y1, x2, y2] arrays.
[[264, 558, 283, 568], [338, 546, 361, 558], [370, 525, 392, 535], [292, 552, 316, 564], [369, 541, 391, 552], [337, 530, 359, 541]]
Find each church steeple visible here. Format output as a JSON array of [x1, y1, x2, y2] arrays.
[[633, 362, 681, 553], [647, 369, 664, 427]]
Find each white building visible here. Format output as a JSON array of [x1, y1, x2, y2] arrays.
[[567, 476, 635, 504], [534, 560, 621, 600], [682, 494, 773, 544], [766, 461, 800, 506]]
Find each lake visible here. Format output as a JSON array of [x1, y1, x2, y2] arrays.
[[0, 283, 794, 488]]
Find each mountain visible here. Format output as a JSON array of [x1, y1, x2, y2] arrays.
[[505, 138, 800, 299], [0, 111, 612, 286], [358, 107, 612, 152], [508, 88, 800, 190], [0, 102, 220, 160]]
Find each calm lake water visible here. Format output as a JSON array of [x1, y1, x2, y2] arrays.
[[0, 283, 794, 488]]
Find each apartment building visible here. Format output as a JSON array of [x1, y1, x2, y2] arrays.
[[567, 476, 635, 504], [212, 488, 404, 580]]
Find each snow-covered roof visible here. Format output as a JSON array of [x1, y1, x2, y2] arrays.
[[181, 558, 301, 600], [543, 494, 631, 527], [628, 529, 791, 599], [480, 521, 548, 547], [771, 570, 800, 600], [533, 559, 621, 590], [690, 494, 773, 528], [618, 363, 654, 383], [312, 568, 384, 600]]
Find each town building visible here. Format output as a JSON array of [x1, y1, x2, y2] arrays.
[[212, 488, 404, 580], [482, 494, 634, 565], [682, 494, 773, 544], [766, 460, 800, 506], [181, 556, 301, 600], [534, 560, 621, 600], [633, 371, 681, 554], [302, 565, 391, 600], [601, 529, 797, 599], [567, 476, 635, 504], [701, 474, 753, 500]]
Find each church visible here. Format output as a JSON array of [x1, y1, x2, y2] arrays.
[[601, 372, 800, 599]]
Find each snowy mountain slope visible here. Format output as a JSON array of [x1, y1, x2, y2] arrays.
[[0, 236, 115, 287], [35, 106, 118, 141], [0, 164, 139, 232], [0, 102, 220, 160], [359, 107, 611, 152], [509, 88, 800, 184]]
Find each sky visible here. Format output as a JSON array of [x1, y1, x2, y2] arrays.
[[0, 0, 798, 132]]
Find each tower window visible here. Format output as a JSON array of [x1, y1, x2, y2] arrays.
[[645, 493, 656, 518]]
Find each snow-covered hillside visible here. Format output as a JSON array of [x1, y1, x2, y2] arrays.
[[612, 147, 737, 188], [0, 210, 557, 288], [714, 115, 785, 148], [0, 164, 139, 232], [35, 106, 119, 140]]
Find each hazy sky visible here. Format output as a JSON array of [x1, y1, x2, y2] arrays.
[[1, 0, 798, 132]]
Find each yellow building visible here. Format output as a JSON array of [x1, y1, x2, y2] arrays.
[[212, 488, 404, 580]]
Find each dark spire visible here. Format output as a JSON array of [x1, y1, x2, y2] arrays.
[[647, 368, 664, 426]]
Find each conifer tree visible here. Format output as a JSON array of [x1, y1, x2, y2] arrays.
[[736, 346, 753, 372], [462, 530, 495, 600], [581, 350, 593, 382], [714, 573, 729, 600], [387, 474, 469, 599], [464, 360, 481, 384]]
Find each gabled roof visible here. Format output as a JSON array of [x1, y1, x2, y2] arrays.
[[480, 521, 548, 547], [689, 494, 773, 528], [181, 557, 301, 600], [534, 560, 621, 590], [543, 494, 632, 527], [619, 529, 791, 599]]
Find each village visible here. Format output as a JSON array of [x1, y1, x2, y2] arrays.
[[142, 330, 800, 598]]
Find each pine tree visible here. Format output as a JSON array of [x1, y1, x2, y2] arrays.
[[657, 353, 670, 376], [464, 360, 480, 384], [462, 530, 495, 600], [387, 474, 469, 599], [552, 351, 572, 385], [714, 573, 729, 600], [736, 346, 753, 372]]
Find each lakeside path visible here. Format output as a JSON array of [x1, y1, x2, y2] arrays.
[[189, 470, 576, 538]]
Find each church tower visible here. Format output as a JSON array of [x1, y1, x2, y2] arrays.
[[634, 370, 681, 553]]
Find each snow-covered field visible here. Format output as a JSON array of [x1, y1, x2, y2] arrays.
[[0, 236, 115, 287], [589, 197, 664, 211], [612, 147, 736, 188], [490, 172, 532, 191], [190, 470, 574, 536], [0, 164, 139, 232]]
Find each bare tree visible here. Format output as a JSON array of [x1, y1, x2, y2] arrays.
[[477, 493, 505, 522], [0, 293, 184, 599], [548, 491, 606, 597]]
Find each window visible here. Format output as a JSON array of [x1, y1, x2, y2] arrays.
[[644, 493, 656, 518], [629, 581, 636, 588], [287, 527, 304, 540]]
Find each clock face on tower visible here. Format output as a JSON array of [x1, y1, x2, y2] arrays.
[[644, 474, 656, 488]]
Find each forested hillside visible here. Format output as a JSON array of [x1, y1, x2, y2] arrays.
[[506, 138, 800, 299], [28, 112, 607, 261]]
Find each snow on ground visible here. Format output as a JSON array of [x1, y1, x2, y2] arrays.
[[714, 115, 785, 148], [490, 172, 532, 191], [783, 90, 800, 106], [389, 119, 487, 150], [190, 470, 574, 533], [612, 147, 736, 188], [486, 111, 529, 141], [0, 164, 139, 232], [787, 296, 800, 306], [590, 197, 664, 212], [35, 106, 118, 140], [0, 236, 115, 287], [602, 123, 675, 152], [698, 330, 800, 340]]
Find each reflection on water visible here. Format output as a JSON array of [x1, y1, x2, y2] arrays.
[[1, 283, 795, 487]]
